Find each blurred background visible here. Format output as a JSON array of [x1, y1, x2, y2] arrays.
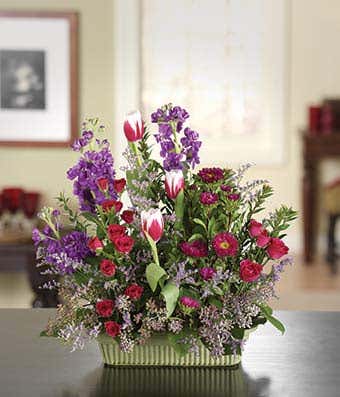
[[0, 0, 340, 310]]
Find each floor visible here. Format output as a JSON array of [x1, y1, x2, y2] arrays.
[[0, 255, 339, 310]]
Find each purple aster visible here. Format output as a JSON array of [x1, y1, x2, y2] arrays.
[[67, 145, 117, 212]]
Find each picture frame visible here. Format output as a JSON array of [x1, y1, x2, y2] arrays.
[[0, 11, 78, 147]]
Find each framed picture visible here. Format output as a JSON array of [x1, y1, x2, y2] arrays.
[[0, 11, 78, 147]]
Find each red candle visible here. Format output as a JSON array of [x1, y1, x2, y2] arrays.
[[2, 188, 24, 214], [309, 105, 322, 134], [22, 192, 40, 218]]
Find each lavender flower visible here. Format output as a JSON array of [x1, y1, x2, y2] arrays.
[[169, 260, 197, 287], [272, 256, 293, 282]]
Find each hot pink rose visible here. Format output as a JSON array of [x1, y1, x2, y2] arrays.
[[97, 177, 108, 191], [88, 236, 103, 252], [100, 259, 116, 277], [105, 321, 121, 338], [107, 224, 126, 243], [180, 240, 208, 258], [266, 238, 289, 259], [113, 235, 134, 254], [248, 219, 264, 238], [121, 210, 134, 224], [102, 200, 123, 213], [96, 299, 114, 317], [114, 178, 126, 194], [124, 284, 144, 300], [256, 230, 271, 248], [240, 259, 263, 282]]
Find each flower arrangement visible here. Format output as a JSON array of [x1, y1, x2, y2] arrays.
[[34, 104, 296, 359]]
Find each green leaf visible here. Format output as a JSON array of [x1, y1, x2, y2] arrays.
[[188, 233, 205, 242], [161, 282, 180, 317], [260, 306, 285, 334], [146, 262, 166, 292], [260, 304, 273, 316], [167, 329, 192, 357], [265, 314, 285, 334], [208, 217, 216, 238], [85, 256, 101, 266], [82, 211, 100, 225], [74, 270, 91, 286], [40, 330, 48, 337], [193, 218, 207, 231], [231, 328, 245, 340], [208, 297, 223, 309]]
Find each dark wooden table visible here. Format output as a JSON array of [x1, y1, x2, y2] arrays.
[[0, 309, 339, 396], [303, 132, 340, 262], [0, 243, 59, 307]]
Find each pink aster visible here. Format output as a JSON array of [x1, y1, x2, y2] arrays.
[[198, 167, 224, 183], [212, 232, 239, 257], [180, 240, 208, 257], [180, 296, 200, 309], [199, 267, 216, 280], [200, 192, 218, 205]]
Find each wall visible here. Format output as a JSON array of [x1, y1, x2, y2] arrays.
[[235, 0, 340, 251], [1, 0, 340, 253], [0, 0, 114, 205]]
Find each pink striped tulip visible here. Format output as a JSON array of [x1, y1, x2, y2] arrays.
[[123, 110, 144, 142], [141, 209, 164, 243], [165, 170, 185, 199]]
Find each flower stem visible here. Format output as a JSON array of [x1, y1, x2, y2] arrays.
[[129, 142, 142, 167]]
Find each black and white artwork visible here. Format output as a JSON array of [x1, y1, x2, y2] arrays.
[[0, 50, 45, 110]]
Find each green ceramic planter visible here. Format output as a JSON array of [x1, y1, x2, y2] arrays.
[[97, 328, 256, 367]]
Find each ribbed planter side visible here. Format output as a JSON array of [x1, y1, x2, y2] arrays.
[[97, 329, 255, 367]]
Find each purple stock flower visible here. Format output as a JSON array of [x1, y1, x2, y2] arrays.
[[180, 127, 202, 169], [35, 230, 89, 274], [152, 104, 201, 171], [71, 130, 94, 151], [67, 146, 117, 212], [61, 231, 90, 261]]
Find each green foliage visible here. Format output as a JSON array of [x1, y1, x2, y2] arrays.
[[56, 192, 85, 232], [250, 185, 274, 215], [265, 205, 298, 237], [146, 262, 167, 292], [73, 269, 91, 286], [161, 282, 180, 317], [168, 330, 193, 357], [259, 304, 285, 334]]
